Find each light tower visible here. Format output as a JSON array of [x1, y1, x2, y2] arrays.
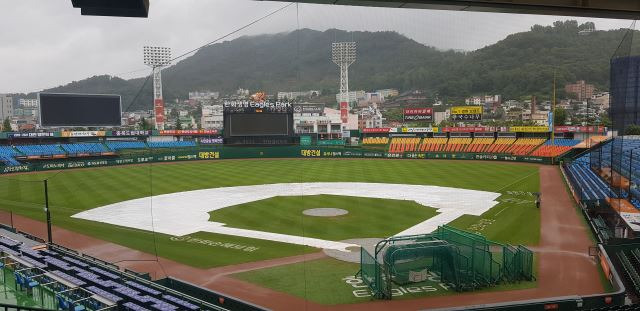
[[331, 42, 356, 124], [143, 46, 171, 130]]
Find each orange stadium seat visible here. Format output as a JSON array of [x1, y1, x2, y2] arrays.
[[389, 137, 421, 153]]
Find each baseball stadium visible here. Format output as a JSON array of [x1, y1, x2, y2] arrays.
[[2, 1, 640, 311]]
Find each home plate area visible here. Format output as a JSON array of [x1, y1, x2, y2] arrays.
[[72, 182, 500, 252]]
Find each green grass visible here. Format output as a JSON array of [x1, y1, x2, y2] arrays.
[[210, 195, 439, 241], [0, 159, 540, 268], [232, 257, 537, 305]]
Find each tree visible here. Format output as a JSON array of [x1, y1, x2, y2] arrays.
[[626, 125, 640, 135], [554, 108, 567, 126], [2, 118, 10, 132], [175, 118, 183, 130], [139, 117, 151, 130]]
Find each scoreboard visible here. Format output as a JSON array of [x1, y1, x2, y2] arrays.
[[223, 101, 294, 145]]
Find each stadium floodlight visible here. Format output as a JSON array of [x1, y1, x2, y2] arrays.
[[331, 42, 356, 124], [143, 46, 171, 130]]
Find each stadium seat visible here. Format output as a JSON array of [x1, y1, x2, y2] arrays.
[[105, 141, 148, 150], [146, 141, 196, 148], [15, 144, 65, 157], [60, 143, 108, 154], [0, 146, 21, 166], [362, 137, 389, 145], [419, 137, 448, 152], [388, 137, 421, 153]]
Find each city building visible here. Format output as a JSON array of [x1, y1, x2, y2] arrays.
[[565, 80, 595, 101], [188, 91, 219, 101], [592, 92, 610, 110], [357, 106, 384, 129], [0, 95, 13, 122], [335, 90, 365, 104], [277, 90, 320, 101], [19, 98, 38, 108], [434, 110, 451, 124], [377, 89, 399, 98], [465, 95, 501, 106], [293, 106, 357, 136], [201, 104, 224, 130]]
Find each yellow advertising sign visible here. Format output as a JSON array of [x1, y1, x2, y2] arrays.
[[451, 106, 483, 115], [509, 126, 549, 133]]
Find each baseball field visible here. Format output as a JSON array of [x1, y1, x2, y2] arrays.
[[0, 158, 542, 304]]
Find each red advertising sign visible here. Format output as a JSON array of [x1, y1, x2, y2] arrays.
[[362, 128, 391, 133], [154, 99, 165, 125], [554, 126, 605, 133], [403, 108, 433, 121], [159, 129, 219, 136], [440, 126, 491, 132], [340, 101, 348, 123]]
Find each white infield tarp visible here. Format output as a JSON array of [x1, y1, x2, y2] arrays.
[[72, 183, 500, 251]]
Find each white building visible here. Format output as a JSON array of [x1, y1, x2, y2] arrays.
[[236, 88, 250, 97], [201, 104, 224, 130], [377, 89, 399, 98], [336, 90, 365, 104], [189, 91, 219, 100], [293, 107, 357, 135], [277, 90, 320, 101], [358, 106, 384, 129], [0, 95, 13, 121], [465, 95, 501, 106], [19, 98, 38, 108]]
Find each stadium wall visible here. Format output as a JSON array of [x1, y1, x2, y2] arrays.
[[0, 146, 553, 174]]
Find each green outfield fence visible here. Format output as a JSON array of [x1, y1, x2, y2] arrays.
[[0, 146, 552, 175]]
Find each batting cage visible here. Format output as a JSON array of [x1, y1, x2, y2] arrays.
[[358, 225, 534, 299]]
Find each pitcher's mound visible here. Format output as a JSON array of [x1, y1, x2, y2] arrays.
[[303, 208, 348, 217]]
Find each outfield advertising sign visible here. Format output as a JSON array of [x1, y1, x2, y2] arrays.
[[451, 106, 482, 121], [299, 136, 312, 146], [61, 131, 106, 137], [509, 126, 549, 133], [403, 108, 432, 121], [402, 127, 436, 133], [7, 132, 55, 138]]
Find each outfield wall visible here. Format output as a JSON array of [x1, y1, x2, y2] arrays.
[[0, 146, 553, 174]]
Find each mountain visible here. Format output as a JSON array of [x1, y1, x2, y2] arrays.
[[24, 20, 639, 110]]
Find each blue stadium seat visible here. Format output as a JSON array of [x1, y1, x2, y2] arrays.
[[15, 144, 65, 156], [60, 143, 108, 154], [105, 141, 147, 150], [146, 141, 196, 148], [0, 146, 21, 166]]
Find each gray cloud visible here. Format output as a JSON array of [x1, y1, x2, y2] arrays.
[[0, 0, 634, 93]]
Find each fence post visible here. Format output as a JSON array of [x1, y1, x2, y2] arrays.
[[44, 180, 52, 244]]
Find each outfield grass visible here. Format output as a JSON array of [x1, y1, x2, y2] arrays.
[[0, 159, 540, 268], [232, 257, 538, 305]]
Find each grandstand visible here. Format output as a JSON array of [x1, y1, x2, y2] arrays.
[[565, 154, 611, 202], [502, 138, 546, 156], [485, 137, 517, 154], [16, 144, 66, 157], [0, 233, 225, 311], [106, 141, 148, 150], [443, 137, 472, 152], [464, 137, 495, 153], [61, 143, 110, 154], [418, 137, 448, 152], [388, 137, 421, 153], [362, 137, 389, 145], [530, 139, 581, 157], [0, 146, 20, 166]]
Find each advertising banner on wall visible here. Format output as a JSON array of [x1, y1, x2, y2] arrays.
[[199, 137, 224, 144], [451, 106, 482, 121], [554, 126, 606, 133], [293, 104, 324, 114], [403, 108, 433, 121], [440, 126, 489, 132], [111, 130, 151, 136], [159, 129, 219, 136], [362, 128, 391, 133], [509, 126, 549, 133], [61, 131, 106, 137], [340, 102, 348, 123], [401, 127, 436, 133], [7, 132, 55, 138]]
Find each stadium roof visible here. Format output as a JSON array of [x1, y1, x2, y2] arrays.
[[71, 0, 640, 19]]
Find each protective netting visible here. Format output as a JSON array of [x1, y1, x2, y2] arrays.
[[360, 225, 534, 299]]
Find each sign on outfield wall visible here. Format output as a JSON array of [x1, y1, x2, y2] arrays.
[[450, 106, 482, 121], [293, 104, 324, 114], [362, 128, 391, 133], [509, 126, 549, 133], [554, 126, 606, 133], [403, 108, 432, 121], [7, 132, 55, 138], [401, 127, 436, 133], [61, 131, 106, 137], [111, 130, 152, 136], [159, 129, 219, 136]]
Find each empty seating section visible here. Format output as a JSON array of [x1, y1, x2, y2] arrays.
[[530, 139, 581, 157], [504, 138, 546, 156], [388, 137, 421, 153], [106, 141, 148, 150], [16, 144, 65, 156], [616, 246, 640, 296], [464, 137, 494, 153], [147, 141, 196, 148], [0, 146, 20, 166], [362, 137, 389, 145], [0, 233, 212, 311], [419, 137, 448, 152], [565, 154, 611, 201], [61, 143, 108, 154], [443, 138, 472, 152], [485, 137, 516, 154]]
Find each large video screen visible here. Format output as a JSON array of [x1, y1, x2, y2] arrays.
[[229, 113, 289, 136], [39, 93, 122, 127]]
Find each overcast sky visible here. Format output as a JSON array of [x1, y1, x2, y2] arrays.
[[0, 0, 634, 93]]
